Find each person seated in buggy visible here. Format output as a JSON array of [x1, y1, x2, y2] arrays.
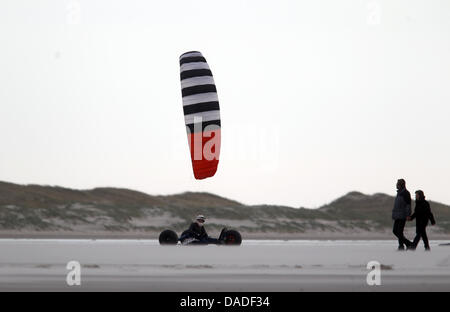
[[180, 215, 227, 245]]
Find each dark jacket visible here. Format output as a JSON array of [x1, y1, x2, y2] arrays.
[[392, 188, 412, 220], [188, 222, 208, 240], [410, 199, 436, 228]]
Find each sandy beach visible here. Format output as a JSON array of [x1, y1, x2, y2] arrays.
[[0, 239, 449, 292], [1, 227, 448, 240]]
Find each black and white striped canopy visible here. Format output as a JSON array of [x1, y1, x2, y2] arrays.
[[180, 51, 221, 133]]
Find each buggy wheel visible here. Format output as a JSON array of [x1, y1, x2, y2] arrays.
[[223, 230, 242, 246], [159, 230, 178, 245]]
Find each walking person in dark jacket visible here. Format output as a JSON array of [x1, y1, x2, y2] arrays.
[[408, 190, 436, 251], [392, 179, 413, 250]]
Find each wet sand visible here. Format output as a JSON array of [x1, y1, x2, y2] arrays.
[[0, 240, 449, 291]]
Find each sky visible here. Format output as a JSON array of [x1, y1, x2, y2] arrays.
[[0, 0, 449, 208]]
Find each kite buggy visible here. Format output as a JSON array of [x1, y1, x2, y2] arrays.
[[159, 228, 242, 246], [164, 53, 241, 246], [159, 215, 242, 246]]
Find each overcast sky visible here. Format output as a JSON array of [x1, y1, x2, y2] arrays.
[[1, 0, 449, 208]]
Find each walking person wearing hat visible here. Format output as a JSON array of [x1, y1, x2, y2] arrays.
[[408, 190, 436, 251]]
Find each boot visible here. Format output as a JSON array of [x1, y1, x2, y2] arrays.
[[218, 228, 228, 241]]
